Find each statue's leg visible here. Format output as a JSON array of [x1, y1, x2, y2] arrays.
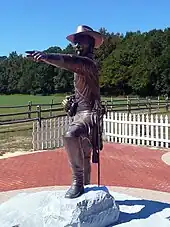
[[63, 123, 86, 199], [81, 138, 91, 185]]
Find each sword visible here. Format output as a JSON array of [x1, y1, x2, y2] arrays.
[[92, 101, 106, 186]]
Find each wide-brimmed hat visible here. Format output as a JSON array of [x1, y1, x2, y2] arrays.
[[66, 25, 104, 48]]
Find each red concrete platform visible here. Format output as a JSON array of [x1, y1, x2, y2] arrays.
[[0, 143, 170, 193]]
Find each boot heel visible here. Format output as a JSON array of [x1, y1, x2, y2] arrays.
[[65, 185, 84, 199]]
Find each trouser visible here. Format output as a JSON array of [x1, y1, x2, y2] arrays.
[[63, 110, 93, 187]]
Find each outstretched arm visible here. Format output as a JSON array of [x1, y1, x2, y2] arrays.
[[25, 51, 95, 75]]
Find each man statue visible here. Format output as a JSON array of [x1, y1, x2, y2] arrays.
[[26, 25, 104, 199]]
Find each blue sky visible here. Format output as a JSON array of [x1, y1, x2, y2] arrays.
[[0, 0, 169, 56]]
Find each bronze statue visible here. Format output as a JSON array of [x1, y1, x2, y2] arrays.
[[26, 25, 104, 199]]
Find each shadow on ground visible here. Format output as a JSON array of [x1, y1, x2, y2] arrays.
[[84, 185, 170, 226], [116, 199, 170, 225]]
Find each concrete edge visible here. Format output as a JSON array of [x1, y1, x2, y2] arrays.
[[0, 143, 170, 160], [0, 150, 45, 160], [161, 152, 170, 166], [0, 185, 170, 204]]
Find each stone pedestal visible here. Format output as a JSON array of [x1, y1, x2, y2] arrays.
[[0, 185, 120, 227]]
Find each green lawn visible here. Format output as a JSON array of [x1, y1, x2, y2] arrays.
[[0, 94, 66, 120], [0, 93, 168, 123], [0, 94, 66, 154], [0, 94, 129, 118], [0, 94, 169, 155], [0, 94, 65, 107]]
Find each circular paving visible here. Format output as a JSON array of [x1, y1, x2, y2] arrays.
[[0, 143, 170, 194], [0, 143, 170, 226]]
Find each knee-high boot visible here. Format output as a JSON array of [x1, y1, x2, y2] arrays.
[[84, 157, 91, 185], [63, 136, 84, 199], [82, 138, 91, 185]]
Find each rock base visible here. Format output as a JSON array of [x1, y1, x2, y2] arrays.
[[0, 185, 119, 227]]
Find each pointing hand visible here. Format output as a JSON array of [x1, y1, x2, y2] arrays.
[[25, 50, 47, 62]]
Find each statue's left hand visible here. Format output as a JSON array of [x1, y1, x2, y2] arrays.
[[25, 51, 47, 62]]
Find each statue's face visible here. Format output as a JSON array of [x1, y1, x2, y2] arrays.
[[74, 35, 95, 56]]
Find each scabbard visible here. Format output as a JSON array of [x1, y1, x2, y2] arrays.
[[91, 114, 100, 163]]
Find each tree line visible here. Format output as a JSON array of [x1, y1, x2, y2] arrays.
[[0, 27, 170, 97]]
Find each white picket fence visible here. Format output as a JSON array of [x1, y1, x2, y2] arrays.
[[32, 115, 72, 150], [32, 112, 170, 151], [103, 112, 170, 148]]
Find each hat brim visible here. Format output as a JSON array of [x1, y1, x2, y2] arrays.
[[66, 30, 104, 48]]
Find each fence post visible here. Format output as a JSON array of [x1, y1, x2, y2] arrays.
[[49, 99, 54, 117], [165, 96, 169, 112], [127, 98, 131, 114], [148, 98, 151, 114], [157, 96, 160, 111], [137, 96, 140, 109], [109, 97, 113, 110], [28, 101, 32, 119], [37, 105, 42, 128], [110, 96, 113, 105], [126, 96, 128, 103], [105, 100, 108, 111]]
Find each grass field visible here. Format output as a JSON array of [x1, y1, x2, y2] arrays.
[[0, 94, 130, 120], [0, 94, 167, 116], [0, 94, 66, 155], [0, 94, 65, 106], [0, 94, 67, 122], [0, 94, 169, 155], [0, 94, 65, 115]]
